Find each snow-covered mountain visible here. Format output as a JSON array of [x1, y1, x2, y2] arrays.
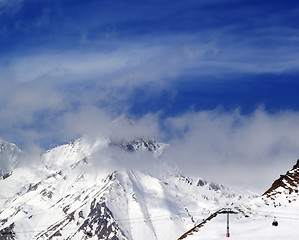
[[1, 113, 298, 240], [179, 159, 299, 240], [0, 138, 22, 179], [0, 134, 256, 240], [262, 159, 299, 206], [112, 113, 136, 126]]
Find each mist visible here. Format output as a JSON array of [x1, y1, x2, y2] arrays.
[[53, 107, 299, 193], [164, 108, 299, 192]]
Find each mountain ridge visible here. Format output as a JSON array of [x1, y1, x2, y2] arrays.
[[1, 132, 299, 239], [263, 159, 299, 197], [0, 136, 257, 240], [0, 138, 23, 178]]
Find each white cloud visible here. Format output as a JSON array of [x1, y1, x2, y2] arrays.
[[1, 78, 299, 193], [0, 0, 299, 196], [2, 32, 298, 92], [57, 108, 299, 193], [1, 32, 299, 193], [164, 109, 299, 192]]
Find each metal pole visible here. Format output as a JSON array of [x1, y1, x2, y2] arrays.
[[218, 207, 237, 237], [226, 211, 230, 237]]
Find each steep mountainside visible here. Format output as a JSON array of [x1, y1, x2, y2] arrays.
[[179, 159, 299, 240], [0, 138, 22, 178], [262, 159, 299, 206], [0, 136, 256, 240]]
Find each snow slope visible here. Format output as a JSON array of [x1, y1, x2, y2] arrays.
[[0, 138, 22, 178], [0, 135, 256, 240], [179, 159, 299, 240]]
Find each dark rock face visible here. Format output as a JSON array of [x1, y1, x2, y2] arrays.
[[0, 223, 15, 240], [0, 171, 12, 180], [34, 200, 127, 240], [109, 138, 165, 153], [263, 159, 299, 197], [77, 200, 127, 240]]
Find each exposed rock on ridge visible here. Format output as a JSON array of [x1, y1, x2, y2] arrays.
[[263, 159, 299, 196]]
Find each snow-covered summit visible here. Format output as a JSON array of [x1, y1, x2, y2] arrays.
[[0, 162, 255, 240], [42, 137, 109, 170], [0, 132, 257, 240], [3, 114, 298, 239], [261, 159, 299, 207], [0, 138, 22, 178], [263, 159, 299, 196], [112, 113, 136, 126], [41, 135, 167, 171], [109, 138, 168, 157]]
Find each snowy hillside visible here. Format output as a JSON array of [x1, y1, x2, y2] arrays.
[[262, 159, 299, 206], [0, 135, 256, 240], [179, 159, 299, 240], [0, 138, 22, 178]]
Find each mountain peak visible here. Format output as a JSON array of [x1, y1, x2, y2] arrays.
[[292, 159, 299, 171], [0, 138, 23, 177], [262, 159, 299, 204], [112, 113, 136, 126]]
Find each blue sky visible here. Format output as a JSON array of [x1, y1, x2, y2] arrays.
[[1, 0, 299, 188], [1, 0, 298, 116]]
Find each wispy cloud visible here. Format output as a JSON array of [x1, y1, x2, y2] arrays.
[[1, 0, 299, 191], [3, 29, 298, 85], [164, 108, 299, 191], [0, 30, 298, 148]]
